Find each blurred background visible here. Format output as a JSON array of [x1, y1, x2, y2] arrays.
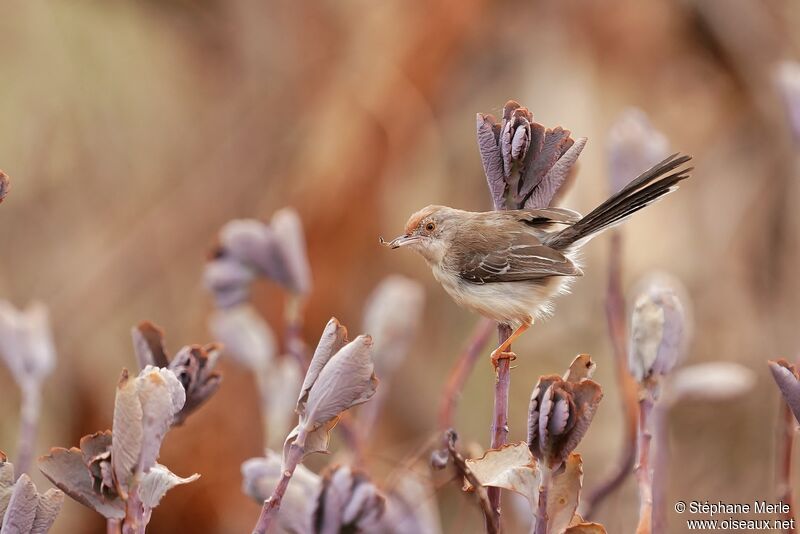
[[1, 0, 800, 532]]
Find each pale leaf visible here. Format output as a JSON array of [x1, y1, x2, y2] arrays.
[[0, 455, 14, 523], [209, 304, 276, 371], [271, 208, 312, 295], [770, 360, 800, 423], [302, 335, 377, 429], [138, 464, 199, 509], [297, 318, 348, 414], [1, 473, 38, 533], [669, 362, 755, 403], [135, 366, 186, 473], [30, 488, 64, 534], [111, 369, 143, 496], [465, 442, 540, 506]]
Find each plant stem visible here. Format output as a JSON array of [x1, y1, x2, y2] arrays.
[[651, 400, 670, 534], [582, 232, 639, 518], [14, 384, 41, 479], [488, 323, 512, 530], [445, 430, 499, 534], [107, 519, 122, 534], [777, 388, 798, 532], [438, 318, 494, 430], [252, 427, 308, 534], [533, 464, 552, 534], [635, 389, 655, 534], [122, 482, 147, 534]]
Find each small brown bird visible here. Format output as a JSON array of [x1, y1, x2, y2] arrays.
[[382, 154, 692, 363]]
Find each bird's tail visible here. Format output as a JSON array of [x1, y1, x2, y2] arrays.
[[545, 153, 693, 250]]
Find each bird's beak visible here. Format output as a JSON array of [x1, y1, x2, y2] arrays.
[[379, 234, 420, 249]]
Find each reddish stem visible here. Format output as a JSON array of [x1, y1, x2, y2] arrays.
[[14, 385, 40, 480], [445, 430, 499, 534], [533, 464, 552, 534], [635, 389, 655, 534], [252, 427, 308, 534], [487, 323, 512, 530], [438, 318, 495, 430]]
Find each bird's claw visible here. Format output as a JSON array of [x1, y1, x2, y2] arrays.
[[491, 350, 516, 370]]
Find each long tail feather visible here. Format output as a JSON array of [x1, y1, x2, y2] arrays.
[[545, 153, 693, 249]]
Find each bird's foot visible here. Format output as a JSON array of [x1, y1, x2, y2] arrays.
[[491, 350, 517, 370]]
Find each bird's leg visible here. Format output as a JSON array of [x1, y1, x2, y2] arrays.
[[490, 321, 531, 367]]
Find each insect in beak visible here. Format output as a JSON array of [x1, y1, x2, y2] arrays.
[[379, 235, 420, 249]]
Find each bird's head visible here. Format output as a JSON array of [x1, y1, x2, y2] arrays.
[[381, 205, 460, 264]]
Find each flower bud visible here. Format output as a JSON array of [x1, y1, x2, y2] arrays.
[[628, 275, 688, 383], [0, 301, 56, 392], [527, 355, 603, 469]]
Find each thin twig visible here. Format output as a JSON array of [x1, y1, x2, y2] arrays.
[[438, 318, 494, 430], [122, 482, 147, 534], [252, 427, 309, 534], [582, 232, 639, 518], [488, 323, 512, 529], [777, 396, 798, 532], [444, 429, 499, 534], [635, 388, 655, 534], [14, 384, 41, 479]]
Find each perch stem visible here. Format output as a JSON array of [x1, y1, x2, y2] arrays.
[[14, 383, 41, 479], [651, 399, 670, 534], [252, 427, 308, 534], [107, 519, 122, 534], [582, 232, 639, 518], [488, 323, 513, 530], [438, 318, 494, 430]]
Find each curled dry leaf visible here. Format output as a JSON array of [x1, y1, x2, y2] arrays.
[[770, 359, 800, 424], [362, 275, 425, 380], [209, 304, 276, 371], [39, 435, 125, 520], [607, 109, 669, 194], [138, 465, 199, 509], [0, 301, 56, 390], [111, 367, 185, 496], [666, 362, 755, 404], [528, 356, 603, 469], [132, 321, 222, 425], [628, 276, 688, 383], [547, 453, 583, 534], [477, 101, 586, 210], [315, 465, 386, 534], [241, 451, 321, 534], [465, 442, 540, 506], [565, 518, 608, 534], [286, 318, 378, 460]]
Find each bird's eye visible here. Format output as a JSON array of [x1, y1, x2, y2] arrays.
[[425, 222, 436, 232]]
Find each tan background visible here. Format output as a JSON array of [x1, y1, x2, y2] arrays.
[[1, 0, 800, 532]]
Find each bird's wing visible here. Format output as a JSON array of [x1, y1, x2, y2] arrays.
[[455, 229, 581, 284], [512, 207, 582, 226]]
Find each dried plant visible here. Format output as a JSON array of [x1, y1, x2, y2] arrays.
[[582, 111, 669, 518], [206, 208, 313, 448], [37, 324, 219, 534], [131, 321, 222, 426], [1, 452, 63, 534], [0, 301, 57, 479], [473, 100, 587, 524], [250, 318, 378, 534]]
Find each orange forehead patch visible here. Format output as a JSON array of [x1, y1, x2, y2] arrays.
[[404, 206, 438, 234]]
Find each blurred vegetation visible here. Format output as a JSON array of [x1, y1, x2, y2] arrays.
[[1, 0, 800, 532]]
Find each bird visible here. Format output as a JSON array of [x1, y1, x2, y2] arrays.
[[381, 153, 692, 364]]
